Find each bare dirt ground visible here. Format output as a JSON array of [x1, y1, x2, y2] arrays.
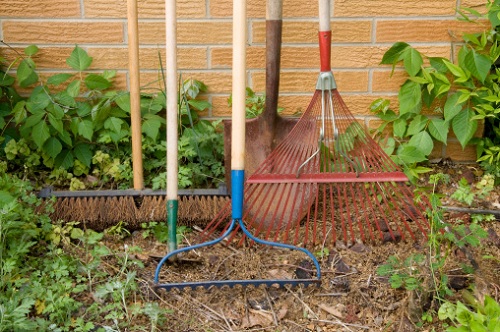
[[105, 162, 500, 332]]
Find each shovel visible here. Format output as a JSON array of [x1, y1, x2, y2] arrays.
[[223, 0, 298, 191]]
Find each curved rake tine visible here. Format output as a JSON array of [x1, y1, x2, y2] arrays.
[[154, 219, 322, 290]]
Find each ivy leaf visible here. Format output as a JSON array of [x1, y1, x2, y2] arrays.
[[85, 74, 112, 90], [452, 108, 478, 149], [43, 137, 62, 159], [408, 131, 434, 156], [188, 99, 211, 111], [115, 93, 131, 113], [407, 115, 428, 136], [58, 130, 72, 147], [429, 57, 448, 73], [142, 117, 162, 140], [381, 42, 410, 65], [13, 101, 27, 125], [398, 80, 422, 114], [66, 46, 93, 71], [397, 145, 427, 164], [444, 93, 463, 122], [17, 58, 39, 87], [443, 59, 469, 82], [24, 44, 39, 56], [402, 47, 423, 77], [78, 120, 94, 140], [54, 149, 74, 169], [74, 143, 92, 167], [464, 48, 492, 83], [47, 73, 73, 86], [66, 80, 81, 97], [32, 121, 50, 149], [428, 118, 449, 144], [48, 113, 64, 134], [24, 113, 44, 129], [393, 118, 407, 138], [0, 72, 15, 86], [104, 117, 123, 133]]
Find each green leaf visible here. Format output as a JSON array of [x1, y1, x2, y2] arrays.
[[17, 58, 38, 87], [13, 101, 27, 125], [443, 59, 469, 82], [47, 73, 73, 86], [452, 108, 478, 149], [370, 98, 391, 114], [464, 48, 492, 83], [397, 145, 427, 164], [398, 80, 421, 114], [32, 121, 50, 149], [409, 131, 433, 156], [74, 143, 92, 167], [66, 80, 81, 97], [58, 130, 72, 146], [393, 118, 407, 138], [115, 93, 131, 113], [428, 118, 449, 144], [407, 114, 428, 136], [66, 46, 92, 71], [142, 118, 162, 140], [438, 301, 456, 321], [24, 113, 44, 129], [0, 72, 15, 86], [48, 113, 64, 134], [26, 87, 51, 113], [54, 149, 74, 169], [429, 57, 448, 73], [43, 137, 62, 158], [24, 44, 39, 56], [104, 117, 123, 133], [381, 42, 410, 65], [54, 91, 76, 107], [188, 99, 211, 111], [78, 120, 93, 140], [84, 74, 112, 90], [444, 93, 464, 122], [402, 47, 423, 77]]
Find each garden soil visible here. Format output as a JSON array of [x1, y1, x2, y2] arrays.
[[102, 161, 500, 331]]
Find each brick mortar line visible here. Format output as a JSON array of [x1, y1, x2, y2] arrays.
[[80, 0, 85, 18]]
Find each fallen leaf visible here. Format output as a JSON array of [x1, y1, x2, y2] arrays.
[[318, 303, 344, 318]]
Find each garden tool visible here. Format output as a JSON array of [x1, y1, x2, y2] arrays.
[[201, 0, 431, 246], [154, 0, 321, 290]]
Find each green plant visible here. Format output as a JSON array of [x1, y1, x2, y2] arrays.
[[1, 44, 225, 190], [371, 1, 500, 182], [141, 221, 190, 244], [451, 174, 495, 206], [438, 294, 500, 331]]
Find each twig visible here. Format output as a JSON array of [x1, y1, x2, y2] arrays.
[[286, 287, 318, 320], [312, 319, 370, 330], [263, 287, 278, 326], [366, 274, 372, 287], [314, 292, 344, 297], [442, 206, 500, 217]]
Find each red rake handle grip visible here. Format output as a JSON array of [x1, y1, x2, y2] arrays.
[[319, 30, 331, 72]]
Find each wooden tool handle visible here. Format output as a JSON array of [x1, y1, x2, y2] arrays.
[[127, 0, 144, 190], [231, 0, 247, 219]]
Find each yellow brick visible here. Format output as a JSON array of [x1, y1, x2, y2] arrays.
[[334, 0, 456, 17], [89, 47, 207, 70], [376, 19, 489, 43], [445, 141, 477, 162], [84, 0, 206, 18], [372, 70, 408, 92], [2, 21, 124, 44], [0, 47, 75, 69], [210, 0, 322, 18], [211, 47, 264, 69], [460, 0, 487, 14], [0, 0, 80, 17], [141, 71, 232, 94], [253, 20, 372, 44], [138, 22, 232, 45], [211, 95, 232, 116], [251, 71, 369, 93]]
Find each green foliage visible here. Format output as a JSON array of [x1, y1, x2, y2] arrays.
[[450, 174, 495, 206], [0, 174, 172, 330], [376, 254, 426, 290], [141, 221, 190, 244], [438, 295, 500, 332], [372, 1, 500, 182], [1, 45, 225, 190]]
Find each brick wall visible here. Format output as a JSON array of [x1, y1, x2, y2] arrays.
[[0, 0, 489, 161]]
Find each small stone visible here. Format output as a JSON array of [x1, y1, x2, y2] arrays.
[[349, 242, 371, 253], [376, 219, 390, 232], [382, 231, 402, 243]]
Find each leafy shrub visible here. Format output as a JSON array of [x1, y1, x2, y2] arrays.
[[1, 45, 224, 190], [371, 1, 500, 183]]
